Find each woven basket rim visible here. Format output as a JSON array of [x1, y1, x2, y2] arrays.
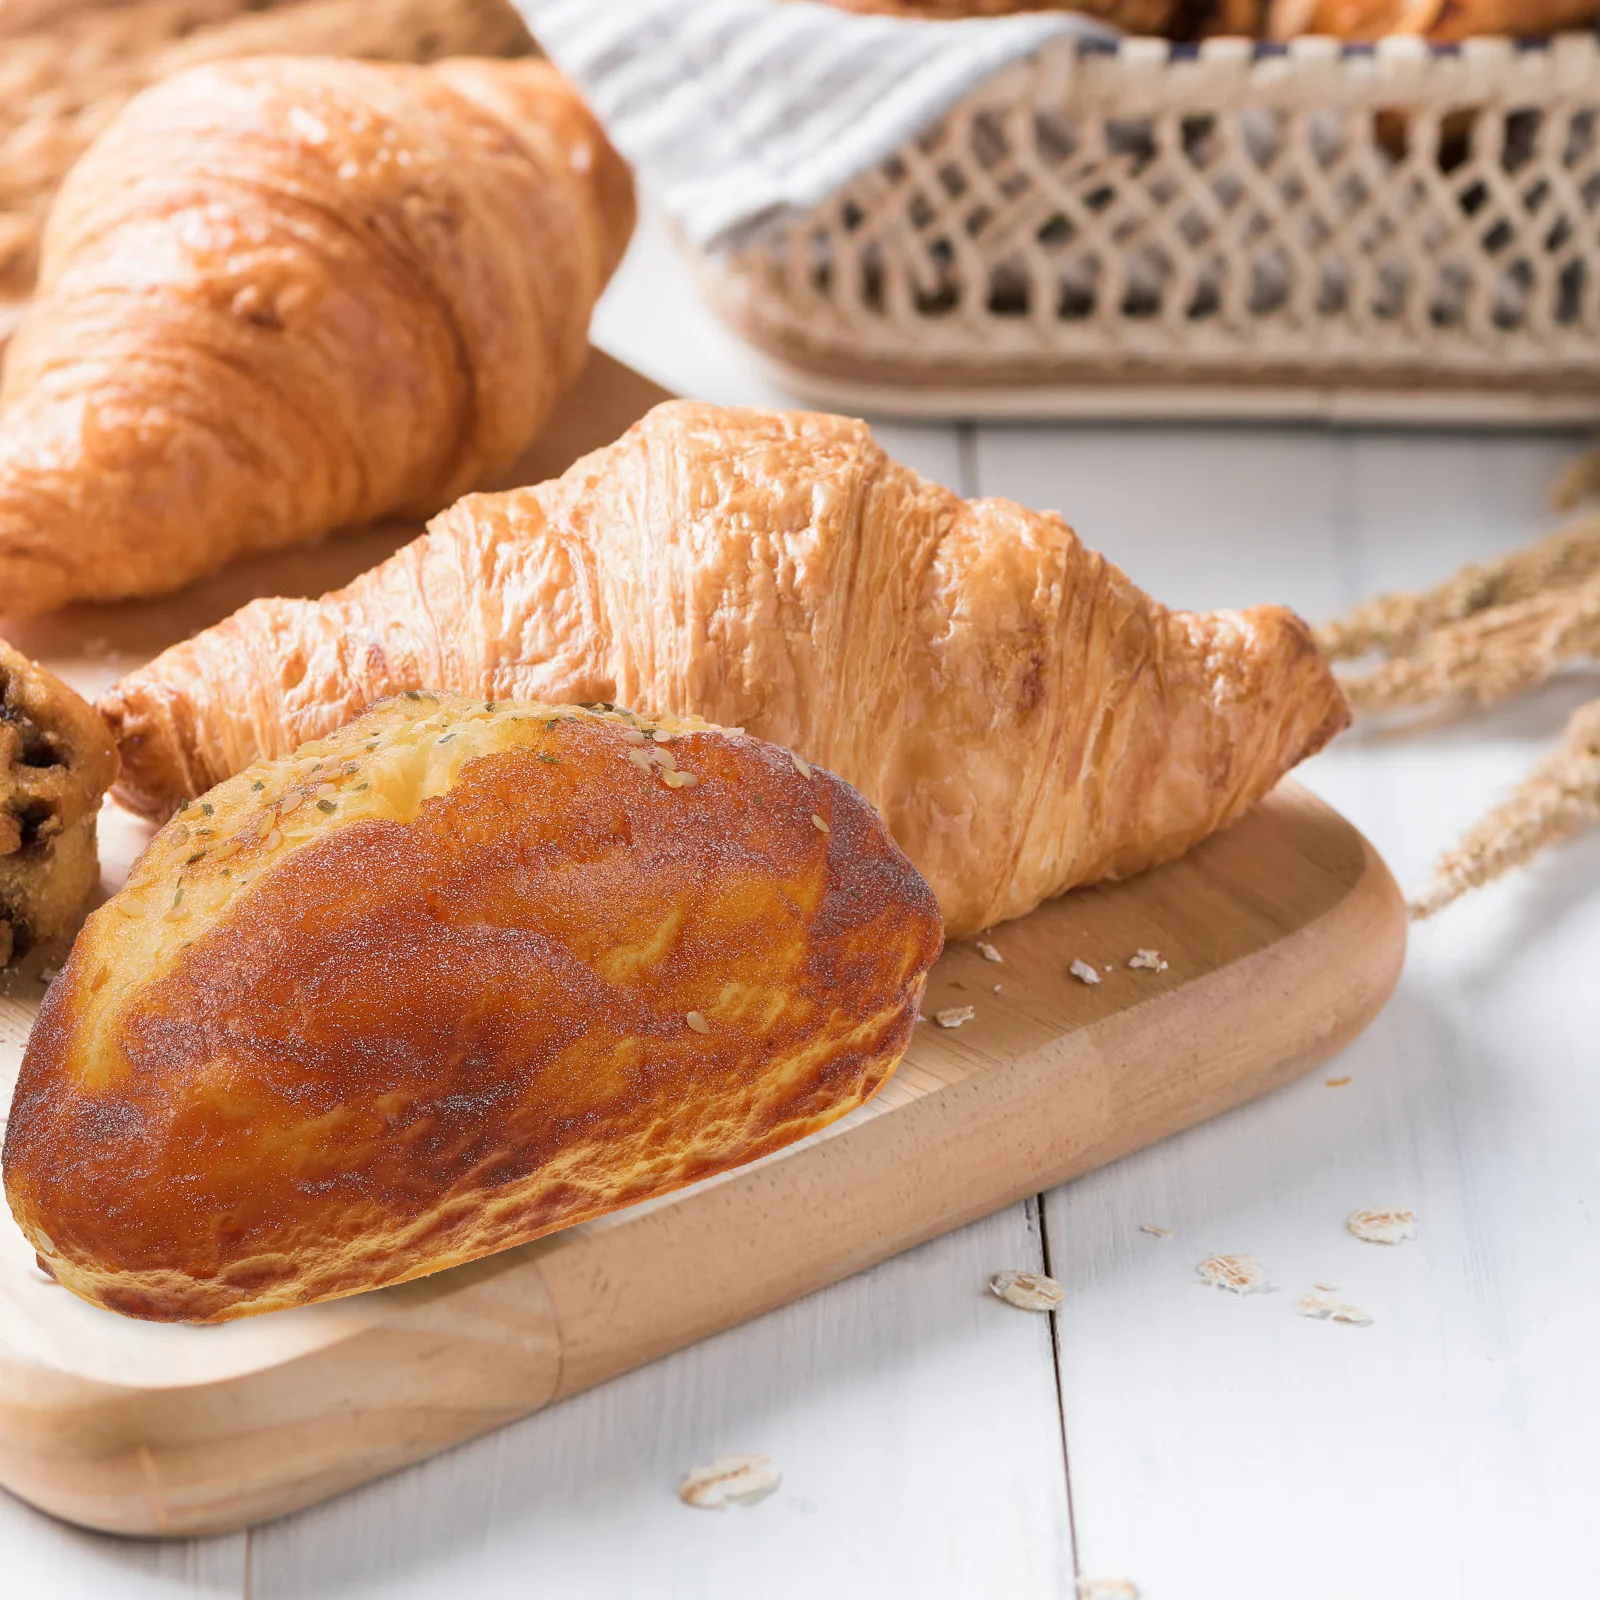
[[1071, 28, 1600, 61]]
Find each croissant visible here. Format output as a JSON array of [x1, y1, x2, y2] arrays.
[[100, 402, 1350, 938], [5, 693, 943, 1321], [0, 54, 634, 613]]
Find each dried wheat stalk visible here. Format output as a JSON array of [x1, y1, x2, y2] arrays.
[[1412, 694, 1600, 918], [1316, 515, 1600, 667], [1334, 552, 1600, 714], [1318, 470, 1600, 913], [1552, 445, 1600, 513]]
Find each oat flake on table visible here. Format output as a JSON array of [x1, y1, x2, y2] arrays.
[[934, 1005, 975, 1029], [976, 941, 1004, 964], [1069, 958, 1101, 986], [1197, 1254, 1270, 1295], [1077, 1580, 1141, 1600], [678, 1454, 781, 1509], [1347, 1208, 1417, 1245], [989, 1270, 1064, 1312], [1296, 1291, 1373, 1327]]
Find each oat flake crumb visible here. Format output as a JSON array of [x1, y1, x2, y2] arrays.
[[678, 1454, 781, 1510], [1077, 1580, 1140, 1600], [1128, 949, 1168, 972], [1347, 1208, 1417, 1246], [935, 1005, 975, 1029], [1197, 1254, 1270, 1295], [1297, 1292, 1373, 1327], [1070, 959, 1101, 986], [977, 941, 1004, 964], [1140, 1224, 1172, 1238], [989, 1270, 1064, 1312]]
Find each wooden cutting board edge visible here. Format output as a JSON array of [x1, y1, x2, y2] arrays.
[[0, 783, 1406, 1539]]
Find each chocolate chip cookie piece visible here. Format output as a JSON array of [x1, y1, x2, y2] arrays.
[[0, 640, 118, 964]]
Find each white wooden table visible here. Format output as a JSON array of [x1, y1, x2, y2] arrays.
[[6, 207, 1598, 1599]]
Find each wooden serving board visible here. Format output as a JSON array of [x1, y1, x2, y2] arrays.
[[0, 351, 1406, 1539]]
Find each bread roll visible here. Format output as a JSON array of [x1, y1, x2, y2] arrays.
[[3, 692, 942, 1322], [0, 638, 118, 964]]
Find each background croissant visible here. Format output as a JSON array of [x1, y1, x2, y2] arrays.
[[1265, 0, 1599, 37], [808, 1, 1261, 33], [102, 403, 1348, 937], [0, 0, 535, 333], [0, 54, 634, 614]]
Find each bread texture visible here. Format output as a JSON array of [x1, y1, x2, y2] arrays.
[[815, 0, 1600, 33], [0, 0, 534, 331], [101, 401, 1350, 939], [809, 0, 1262, 35], [0, 54, 634, 613], [1266, 0, 1599, 36], [2, 692, 942, 1322], [0, 639, 118, 964]]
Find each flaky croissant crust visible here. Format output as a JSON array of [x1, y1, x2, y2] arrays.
[[0, 54, 633, 612], [102, 402, 1349, 937]]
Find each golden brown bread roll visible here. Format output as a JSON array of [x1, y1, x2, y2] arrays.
[[100, 402, 1349, 938], [3, 692, 943, 1322], [0, 53, 634, 614], [0, 639, 118, 964]]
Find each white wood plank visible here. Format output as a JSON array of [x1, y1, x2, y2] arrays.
[[247, 1202, 1074, 1600], [1043, 876, 1600, 1600], [590, 203, 809, 414], [973, 423, 1349, 619], [0, 1493, 245, 1599], [980, 422, 1600, 1598]]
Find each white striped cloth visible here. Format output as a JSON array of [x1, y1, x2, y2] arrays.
[[513, 0, 1114, 249]]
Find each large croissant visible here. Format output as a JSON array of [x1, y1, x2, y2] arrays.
[[101, 403, 1349, 936], [0, 54, 633, 613]]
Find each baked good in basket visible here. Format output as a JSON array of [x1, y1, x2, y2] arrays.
[[0, 54, 634, 613], [0, 639, 117, 965], [817, 0, 1600, 32], [813, 0, 1261, 33], [1266, 0, 1600, 36], [3, 693, 943, 1321], [100, 401, 1349, 938]]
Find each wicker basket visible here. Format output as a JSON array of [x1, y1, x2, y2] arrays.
[[692, 32, 1600, 422]]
